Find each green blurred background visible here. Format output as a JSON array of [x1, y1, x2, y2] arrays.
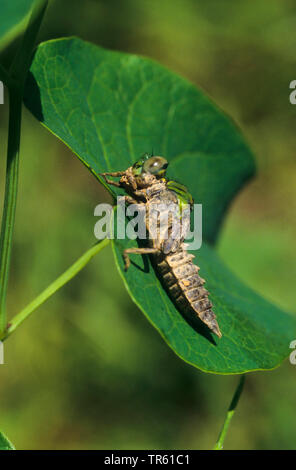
[[0, 0, 295, 450]]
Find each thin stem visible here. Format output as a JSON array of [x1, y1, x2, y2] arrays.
[[10, 0, 48, 85], [0, 87, 22, 333], [0, 239, 110, 341], [213, 375, 246, 450], [0, 0, 48, 335]]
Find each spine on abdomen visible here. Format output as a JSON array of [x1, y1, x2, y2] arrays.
[[153, 246, 222, 338]]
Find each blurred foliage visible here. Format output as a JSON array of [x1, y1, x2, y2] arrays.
[[0, 0, 295, 449], [0, 0, 35, 51]]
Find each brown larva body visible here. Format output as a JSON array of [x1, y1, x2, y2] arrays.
[[145, 183, 222, 338], [152, 248, 222, 338], [100, 156, 222, 338]]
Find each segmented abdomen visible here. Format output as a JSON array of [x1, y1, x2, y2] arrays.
[[153, 246, 222, 338]]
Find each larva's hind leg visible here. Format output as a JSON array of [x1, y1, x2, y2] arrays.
[[123, 247, 159, 271]]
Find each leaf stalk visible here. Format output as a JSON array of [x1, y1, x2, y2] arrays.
[[213, 374, 246, 450], [0, 239, 110, 341]]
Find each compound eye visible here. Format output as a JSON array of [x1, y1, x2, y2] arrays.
[[143, 157, 169, 176], [132, 153, 151, 175]]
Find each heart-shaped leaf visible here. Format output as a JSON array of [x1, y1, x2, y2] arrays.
[[23, 37, 296, 373], [0, 0, 35, 51], [24, 37, 255, 244]]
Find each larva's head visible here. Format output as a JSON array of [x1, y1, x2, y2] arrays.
[[132, 153, 169, 178]]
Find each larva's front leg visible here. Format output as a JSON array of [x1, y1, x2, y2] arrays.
[[100, 171, 125, 188]]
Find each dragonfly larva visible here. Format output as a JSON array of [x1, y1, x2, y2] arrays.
[[100, 153, 222, 338]]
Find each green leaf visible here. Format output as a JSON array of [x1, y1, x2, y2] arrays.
[[0, 431, 15, 450], [23, 37, 296, 374], [168, 151, 254, 244], [112, 236, 295, 374], [0, 0, 35, 51], [23, 37, 255, 244]]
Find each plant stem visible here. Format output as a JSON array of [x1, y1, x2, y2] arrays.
[[10, 0, 48, 84], [0, 0, 48, 335], [213, 375, 246, 450], [0, 88, 22, 334], [0, 239, 110, 341]]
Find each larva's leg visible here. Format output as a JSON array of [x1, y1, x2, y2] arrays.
[[102, 178, 121, 187], [123, 247, 158, 271], [100, 171, 125, 188], [127, 174, 137, 190], [133, 188, 148, 199], [101, 171, 125, 177], [121, 195, 139, 205]]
